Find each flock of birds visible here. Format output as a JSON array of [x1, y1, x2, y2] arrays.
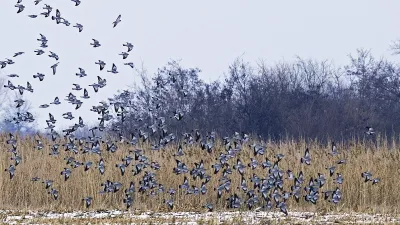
[[1, 0, 382, 215]]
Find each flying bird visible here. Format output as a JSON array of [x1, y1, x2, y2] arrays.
[[34, 49, 45, 55], [90, 39, 101, 48], [119, 52, 129, 59], [107, 63, 118, 74], [76, 68, 87, 77], [73, 23, 83, 32], [50, 97, 61, 105], [123, 42, 134, 52], [51, 62, 59, 75], [365, 126, 375, 135], [39, 104, 50, 108], [95, 60, 106, 71], [81, 88, 90, 99], [71, 0, 81, 6], [72, 83, 82, 91], [5, 165, 16, 179], [48, 51, 59, 60], [112, 15, 122, 28], [82, 197, 93, 208], [13, 52, 24, 57], [15, 4, 25, 13], [124, 62, 134, 69], [33, 73, 45, 81], [37, 34, 48, 43], [52, 9, 62, 23]]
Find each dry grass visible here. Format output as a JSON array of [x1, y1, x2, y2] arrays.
[[0, 133, 399, 215]]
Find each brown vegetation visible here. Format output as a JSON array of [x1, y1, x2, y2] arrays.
[[0, 133, 399, 215]]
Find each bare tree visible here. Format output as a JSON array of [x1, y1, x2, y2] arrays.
[[390, 40, 400, 55], [0, 91, 37, 134], [107, 44, 400, 142]]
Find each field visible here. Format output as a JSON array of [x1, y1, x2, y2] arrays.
[[1, 210, 399, 224], [0, 133, 400, 224]]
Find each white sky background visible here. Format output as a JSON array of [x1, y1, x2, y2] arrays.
[[1, 0, 400, 130]]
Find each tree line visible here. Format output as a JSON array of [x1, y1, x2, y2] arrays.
[[109, 48, 400, 142], [2, 46, 400, 142]]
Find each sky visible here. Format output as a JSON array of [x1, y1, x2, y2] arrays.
[[1, 0, 400, 130]]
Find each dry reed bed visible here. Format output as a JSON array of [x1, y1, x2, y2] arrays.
[[0, 133, 399, 215]]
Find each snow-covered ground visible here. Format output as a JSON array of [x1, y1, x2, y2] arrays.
[[1, 210, 399, 224]]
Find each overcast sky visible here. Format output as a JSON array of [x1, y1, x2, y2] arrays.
[[1, 0, 400, 130]]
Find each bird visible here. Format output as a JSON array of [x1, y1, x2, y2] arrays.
[[51, 9, 62, 23], [107, 63, 118, 74], [61, 168, 72, 181], [15, 4, 25, 13], [95, 60, 106, 71], [330, 142, 339, 156], [40, 42, 48, 48], [112, 15, 122, 28], [89, 83, 100, 93], [31, 177, 41, 182], [82, 197, 93, 208], [5, 165, 16, 179], [362, 171, 373, 181], [300, 148, 311, 165], [46, 113, 57, 124], [73, 23, 83, 32], [124, 62, 134, 69], [334, 173, 344, 184], [96, 159, 105, 175], [0, 61, 7, 69], [48, 51, 59, 61], [15, 99, 25, 108], [84, 161, 93, 171], [365, 126, 375, 135], [34, 49, 45, 55], [10, 155, 22, 166], [90, 39, 101, 48], [119, 52, 129, 59], [51, 62, 59, 75], [76, 68, 87, 78], [372, 178, 381, 185], [40, 11, 51, 18], [81, 88, 90, 99], [71, 0, 81, 6], [62, 18, 71, 26], [42, 180, 53, 189], [48, 188, 59, 200], [5, 58, 15, 65], [37, 34, 48, 43], [39, 104, 50, 108], [13, 52, 24, 57], [4, 80, 15, 90], [33, 73, 45, 81], [50, 97, 61, 105], [72, 84, 82, 91], [28, 15, 38, 18], [327, 166, 336, 177], [123, 42, 134, 52], [62, 112, 74, 120], [42, 4, 52, 12], [98, 76, 107, 88]]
